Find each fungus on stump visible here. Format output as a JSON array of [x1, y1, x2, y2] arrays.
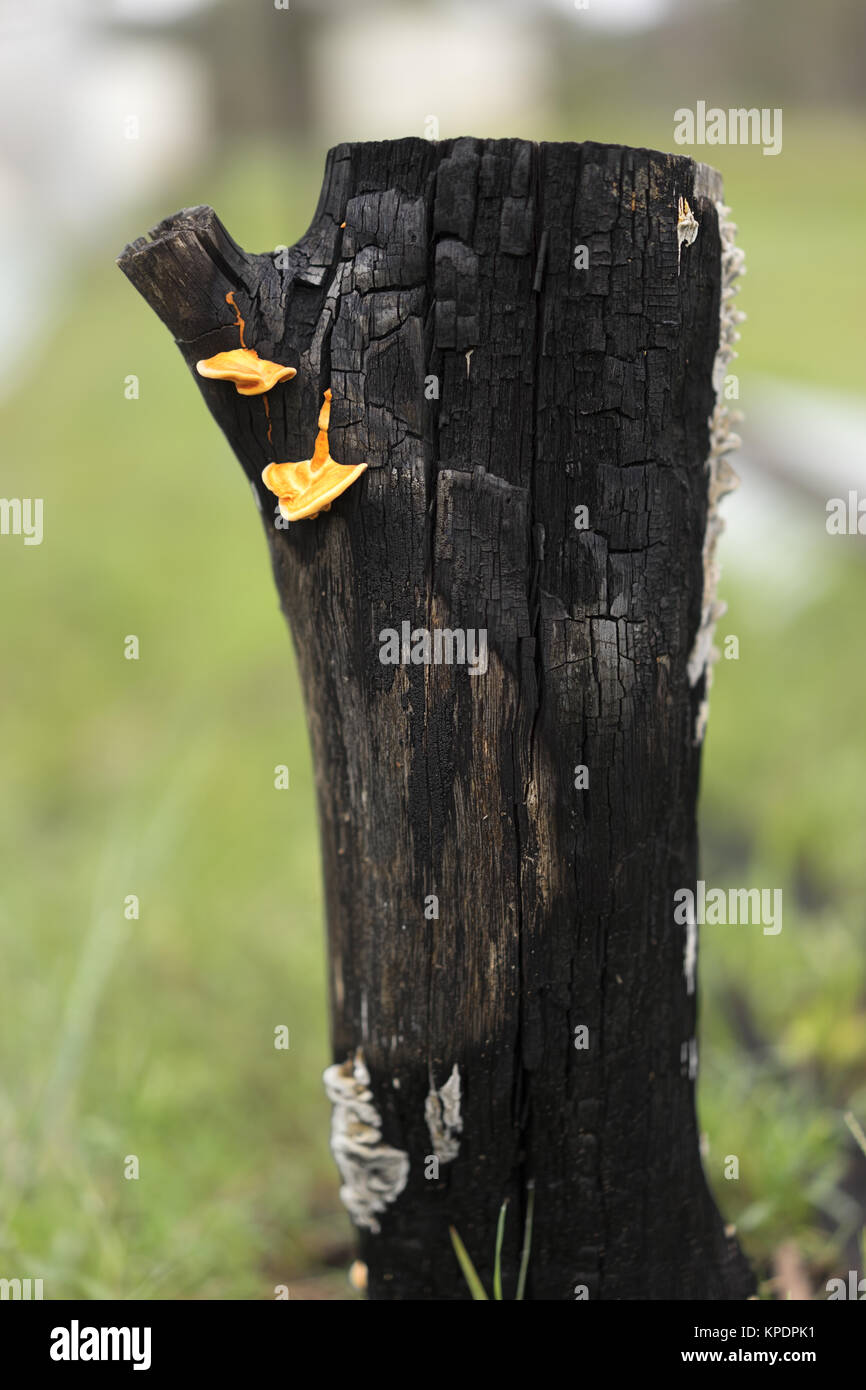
[[118, 137, 752, 1301]]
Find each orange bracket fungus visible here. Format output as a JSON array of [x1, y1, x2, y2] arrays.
[[195, 349, 297, 396], [196, 291, 296, 396], [261, 389, 368, 522]]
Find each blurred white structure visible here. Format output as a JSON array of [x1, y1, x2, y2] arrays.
[[0, 0, 209, 387], [719, 380, 866, 612], [310, 4, 549, 146]]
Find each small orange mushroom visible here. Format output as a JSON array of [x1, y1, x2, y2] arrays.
[[196, 348, 297, 396], [262, 389, 367, 522]]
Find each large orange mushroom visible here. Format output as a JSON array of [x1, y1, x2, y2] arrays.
[[196, 290, 297, 396], [195, 348, 297, 396], [262, 389, 368, 522]]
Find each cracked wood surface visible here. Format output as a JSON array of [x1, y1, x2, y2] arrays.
[[119, 137, 753, 1301]]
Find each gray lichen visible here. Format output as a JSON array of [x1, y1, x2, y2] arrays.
[[676, 195, 700, 274], [424, 1063, 463, 1163], [688, 200, 746, 742], [322, 1048, 409, 1233]]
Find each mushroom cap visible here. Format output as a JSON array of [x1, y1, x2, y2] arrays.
[[195, 348, 297, 396], [262, 387, 367, 521], [262, 457, 368, 522]]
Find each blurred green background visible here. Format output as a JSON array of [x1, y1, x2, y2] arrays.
[[1, 0, 865, 1299]]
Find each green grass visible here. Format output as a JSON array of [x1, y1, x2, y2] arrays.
[[1, 126, 865, 1299], [0, 148, 354, 1300], [449, 1184, 535, 1300], [697, 564, 866, 1289]]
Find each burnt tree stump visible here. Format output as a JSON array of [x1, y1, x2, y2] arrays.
[[118, 137, 752, 1301]]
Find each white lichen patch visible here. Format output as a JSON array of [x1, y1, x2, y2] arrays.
[[424, 1063, 462, 1163], [676, 195, 700, 273], [687, 200, 746, 742], [680, 1037, 699, 1080], [683, 905, 697, 997], [322, 1048, 409, 1233]]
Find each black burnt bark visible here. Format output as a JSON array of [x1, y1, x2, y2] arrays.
[[118, 137, 753, 1301]]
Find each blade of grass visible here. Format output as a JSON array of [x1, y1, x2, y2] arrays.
[[844, 1110, 866, 1159], [449, 1225, 489, 1301], [493, 1199, 508, 1300], [515, 1180, 535, 1301]]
